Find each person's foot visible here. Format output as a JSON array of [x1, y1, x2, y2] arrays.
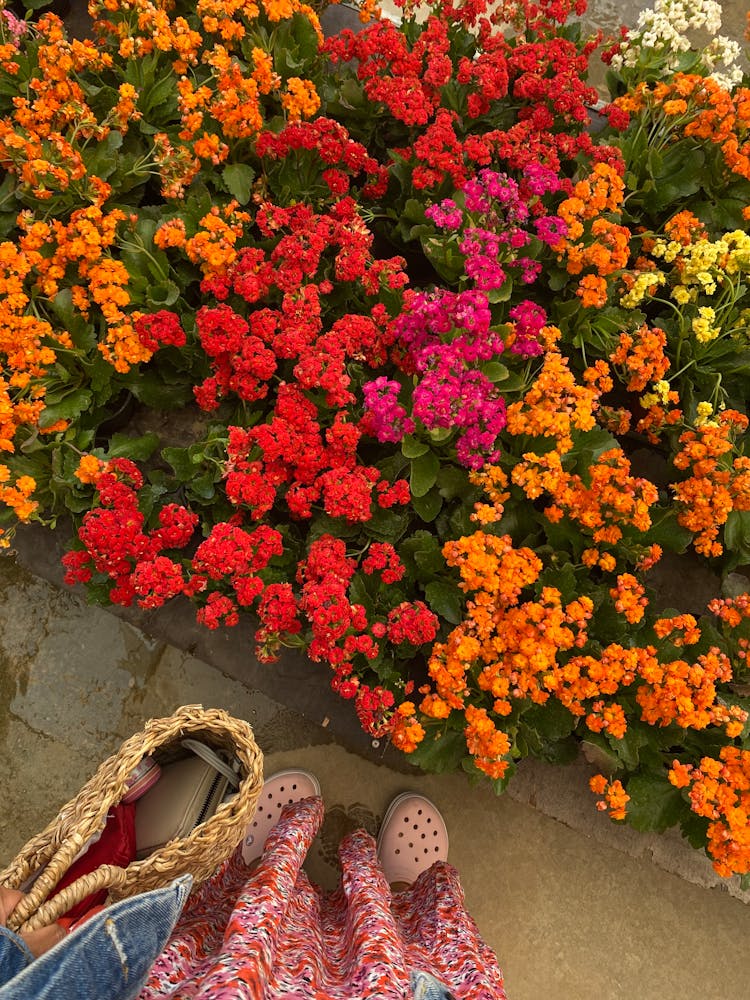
[[242, 769, 321, 864], [376, 792, 449, 887]]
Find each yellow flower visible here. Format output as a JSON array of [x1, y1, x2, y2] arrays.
[[695, 401, 716, 428], [692, 306, 719, 343], [653, 380, 671, 403]]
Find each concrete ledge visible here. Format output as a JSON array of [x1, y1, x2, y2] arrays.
[[13, 522, 413, 771]]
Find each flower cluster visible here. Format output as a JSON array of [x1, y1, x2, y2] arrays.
[[589, 774, 630, 820], [607, 0, 743, 91], [376, 287, 508, 468], [669, 748, 750, 877], [672, 409, 750, 557], [614, 73, 750, 182], [426, 164, 568, 294], [3, 0, 750, 881], [323, 0, 622, 209], [553, 163, 630, 309]]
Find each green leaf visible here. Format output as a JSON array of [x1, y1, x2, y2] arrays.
[[412, 487, 443, 523], [106, 432, 160, 462], [189, 473, 217, 500], [348, 573, 374, 614], [140, 73, 178, 119], [725, 510, 750, 556], [573, 427, 619, 471], [649, 145, 705, 213], [408, 727, 467, 773], [131, 372, 194, 409], [410, 450, 440, 498], [83, 131, 123, 182], [679, 809, 710, 850], [401, 435, 429, 458], [645, 511, 694, 554], [403, 198, 427, 224], [146, 281, 180, 308], [537, 736, 579, 765], [308, 513, 360, 542], [486, 282, 512, 303], [428, 426, 452, 444], [38, 389, 93, 429], [521, 698, 576, 742], [137, 483, 169, 520], [399, 530, 441, 575], [608, 723, 649, 770], [624, 772, 685, 833], [49, 287, 76, 327], [222, 163, 256, 206], [481, 362, 509, 383], [437, 464, 471, 500], [162, 446, 195, 482], [424, 579, 464, 624], [413, 535, 447, 576], [365, 505, 411, 543]]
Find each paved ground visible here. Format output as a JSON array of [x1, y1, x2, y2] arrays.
[[1, 555, 749, 1000]]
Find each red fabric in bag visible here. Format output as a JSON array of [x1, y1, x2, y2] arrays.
[[51, 802, 136, 922]]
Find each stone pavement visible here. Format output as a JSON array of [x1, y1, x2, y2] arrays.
[[1, 554, 749, 1000]]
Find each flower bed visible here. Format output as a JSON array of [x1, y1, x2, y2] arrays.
[[2, 0, 750, 880]]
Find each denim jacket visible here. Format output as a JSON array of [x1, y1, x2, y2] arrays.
[[0, 877, 457, 1000], [0, 875, 191, 1000]]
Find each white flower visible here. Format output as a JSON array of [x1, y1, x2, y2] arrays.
[[711, 67, 744, 90], [615, 0, 732, 74]]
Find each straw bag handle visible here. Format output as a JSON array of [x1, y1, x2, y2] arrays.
[[1, 705, 264, 934], [5, 828, 99, 932], [8, 865, 130, 933]]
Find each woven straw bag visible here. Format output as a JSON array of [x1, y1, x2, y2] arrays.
[[0, 705, 264, 933]]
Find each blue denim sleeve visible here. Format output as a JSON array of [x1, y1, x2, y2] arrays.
[[0, 874, 192, 1000], [0, 927, 33, 988]]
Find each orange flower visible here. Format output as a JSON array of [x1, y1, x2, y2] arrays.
[[669, 747, 750, 877], [281, 77, 321, 121], [609, 324, 669, 393], [653, 614, 701, 646], [664, 210, 707, 246], [464, 705, 510, 780], [589, 775, 629, 820], [672, 410, 750, 557], [577, 273, 607, 308], [75, 454, 104, 484], [610, 573, 647, 624], [184, 203, 251, 278], [636, 647, 740, 732], [585, 700, 627, 739], [513, 448, 657, 549], [390, 702, 425, 753], [0, 470, 37, 521], [505, 346, 599, 454]]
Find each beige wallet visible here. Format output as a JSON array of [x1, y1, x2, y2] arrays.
[[134, 755, 230, 859]]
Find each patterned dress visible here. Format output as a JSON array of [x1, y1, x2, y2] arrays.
[[138, 797, 508, 1000]]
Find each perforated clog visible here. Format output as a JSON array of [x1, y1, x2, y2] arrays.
[[376, 792, 449, 885], [242, 769, 321, 864]]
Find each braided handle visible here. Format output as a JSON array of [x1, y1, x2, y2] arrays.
[[8, 865, 129, 933], [4, 829, 93, 931], [1, 705, 263, 930]]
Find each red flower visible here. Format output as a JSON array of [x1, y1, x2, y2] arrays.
[[135, 311, 186, 352]]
